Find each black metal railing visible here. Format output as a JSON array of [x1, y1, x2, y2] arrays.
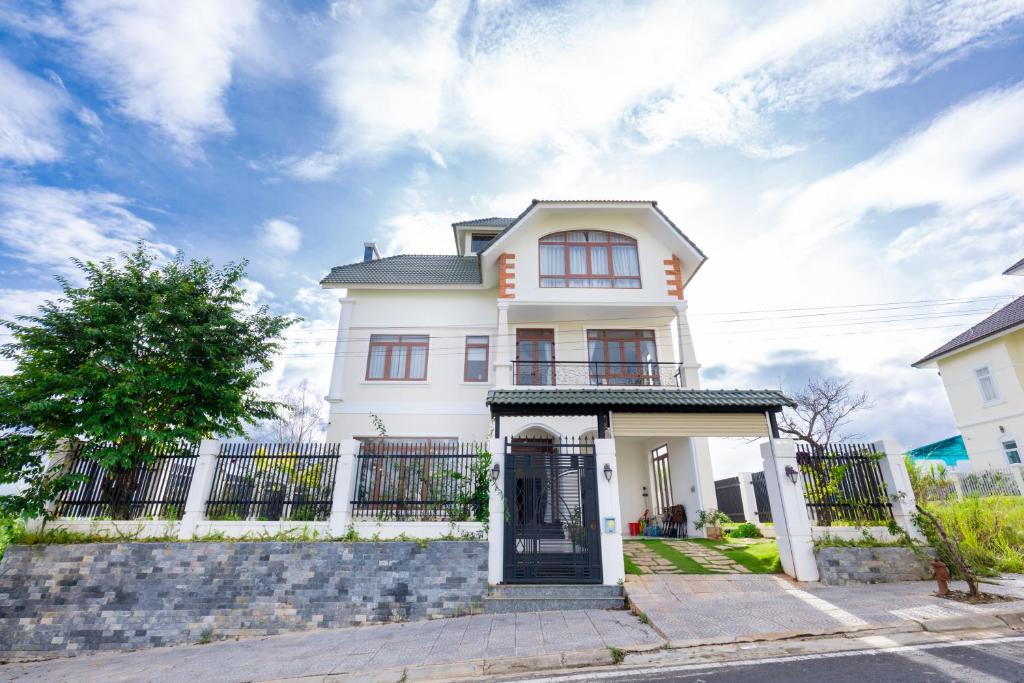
[[206, 442, 341, 522], [512, 360, 682, 387], [714, 476, 745, 522], [751, 470, 773, 523], [351, 442, 488, 521], [796, 443, 893, 526], [54, 441, 199, 520]]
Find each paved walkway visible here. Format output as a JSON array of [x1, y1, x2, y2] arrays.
[[0, 610, 663, 683], [624, 539, 752, 574], [626, 573, 1024, 646]]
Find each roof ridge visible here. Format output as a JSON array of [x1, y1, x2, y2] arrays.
[[913, 292, 1024, 366]]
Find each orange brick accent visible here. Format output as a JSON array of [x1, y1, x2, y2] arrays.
[[664, 255, 684, 300], [498, 252, 516, 299]]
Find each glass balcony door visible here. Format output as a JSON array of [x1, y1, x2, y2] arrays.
[[587, 330, 658, 385], [516, 329, 555, 385]]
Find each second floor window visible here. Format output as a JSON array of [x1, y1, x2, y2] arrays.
[[366, 335, 428, 380], [539, 230, 641, 288], [975, 366, 999, 403], [587, 329, 659, 385], [464, 336, 489, 382], [1003, 439, 1021, 465]]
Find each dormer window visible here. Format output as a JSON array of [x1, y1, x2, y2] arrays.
[[539, 231, 640, 288], [470, 233, 494, 254]]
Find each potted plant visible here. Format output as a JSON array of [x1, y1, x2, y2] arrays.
[[694, 509, 731, 540]]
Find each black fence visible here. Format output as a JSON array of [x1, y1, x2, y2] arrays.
[[351, 442, 487, 521], [751, 471, 773, 523], [54, 442, 199, 520], [714, 476, 745, 522], [206, 442, 341, 522], [796, 443, 893, 526]]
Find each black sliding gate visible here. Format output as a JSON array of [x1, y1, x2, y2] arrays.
[[503, 437, 602, 584]]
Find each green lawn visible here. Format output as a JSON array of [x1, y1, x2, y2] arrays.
[[685, 538, 783, 574], [623, 554, 645, 575], [628, 539, 714, 574]]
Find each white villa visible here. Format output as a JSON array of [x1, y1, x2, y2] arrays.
[[320, 200, 792, 586], [913, 258, 1024, 471]]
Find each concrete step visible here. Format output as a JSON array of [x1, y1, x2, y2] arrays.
[[483, 584, 625, 613]]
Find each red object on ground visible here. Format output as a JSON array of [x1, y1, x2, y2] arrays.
[[628, 522, 640, 537]]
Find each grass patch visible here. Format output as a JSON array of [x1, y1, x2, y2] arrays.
[[635, 539, 714, 574], [623, 554, 645, 575], [682, 537, 782, 574], [922, 496, 1024, 576]]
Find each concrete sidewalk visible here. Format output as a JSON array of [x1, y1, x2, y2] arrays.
[[625, 573, 1024, 646], [0, 609, 663, 683]]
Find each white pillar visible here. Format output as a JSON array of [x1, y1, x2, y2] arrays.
[[494, 302, 511, 388], [737, 472, 757, 523], [1006, 464, 1024, 496], [595, 438, 625, 586], [329, 439, 360, 537], [689, 436, 717, 534], [872, 439, 926, 541], [674, 302, 701, 388], [179, 439, 220, 540], [487, 438, 505, 585], [761, 438, 818, 582], [326, 297, 356, 402]]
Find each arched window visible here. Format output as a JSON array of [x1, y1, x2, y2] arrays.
[[539, 231, 641, 288]]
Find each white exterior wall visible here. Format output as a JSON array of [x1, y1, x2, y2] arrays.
[[933, 330, 1024, 470]]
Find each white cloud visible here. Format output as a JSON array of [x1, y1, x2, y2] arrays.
[[0, 58, 68, 163], [258, 218, 302, 253], [64, 0, 260, 155], [0, 184, 174, 274], [310, 0, 1024, 166]]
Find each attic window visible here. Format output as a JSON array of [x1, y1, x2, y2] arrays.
[[539, 230, 640, 288], [470, 233, 494, 253]]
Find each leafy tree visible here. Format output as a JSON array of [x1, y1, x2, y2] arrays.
[[0, 245, 296, 518]]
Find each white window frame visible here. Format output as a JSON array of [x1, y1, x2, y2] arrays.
[[1001, 437, 1021, 465], [974, 365, 1001, 405]]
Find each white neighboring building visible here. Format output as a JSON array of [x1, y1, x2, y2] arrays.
[[320, 200, 791, 585], [913, 258, 1024, 471]]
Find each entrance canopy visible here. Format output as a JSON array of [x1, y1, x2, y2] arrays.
[[486, 388, 794, 438]]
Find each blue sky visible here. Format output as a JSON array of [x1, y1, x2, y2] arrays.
[[1, 1, 1024, 474]]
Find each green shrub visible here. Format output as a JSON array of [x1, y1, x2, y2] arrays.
[[1, 515, 24, 562], [919, 496, 1024, 576], [727, 522, 763, 539]]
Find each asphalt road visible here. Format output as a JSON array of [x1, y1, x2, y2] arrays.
[[508, 636, 1024, 683]]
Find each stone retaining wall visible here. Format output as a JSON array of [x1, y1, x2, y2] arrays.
[[0, 541, 488, 660], [815, 546, 933, 585]]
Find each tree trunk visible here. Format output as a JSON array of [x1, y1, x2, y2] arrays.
[[916, 503, 978, 597]]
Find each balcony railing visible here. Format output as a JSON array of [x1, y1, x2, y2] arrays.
[[512, 360, 683, 387]]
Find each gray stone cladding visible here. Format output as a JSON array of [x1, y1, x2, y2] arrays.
[[0, 541, 488, 660], [815, 546, 934, 586]]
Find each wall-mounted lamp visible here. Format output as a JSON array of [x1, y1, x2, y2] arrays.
[[642, 485, 648, 499], [603, 463, 613, 482], [490, 462, 501, 482], [784, 465, 799, 484]]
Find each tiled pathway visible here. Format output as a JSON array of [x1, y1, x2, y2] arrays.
[[624, 539, 751, 574]]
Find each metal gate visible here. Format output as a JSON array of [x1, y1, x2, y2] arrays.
[[714, 476, 745, 522], [751, 471, 773, 523], [503, 437, 602, 584]]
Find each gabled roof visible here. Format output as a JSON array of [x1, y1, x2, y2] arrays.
[[486, 388, 794, 411], [452, 217, 515, 228], [1004, 257, 1024, 276], [320, 255, 481, 286], [913, 294, 1024, 367]]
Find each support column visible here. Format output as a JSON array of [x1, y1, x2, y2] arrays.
[[179, 439, 220, 540], [689, 436, 716, 532], [873, 439, 926, 541], [494, 302, 511, 388], [326, 297, 356, 402], [487, 437, 505, 585], [947, 471, 964, 500], [674, 302, 701, 388], [761, 438, 818, 581], [737, 472, 758, 524], [329, 439, 360, 537], [595, 438, 625, 586], [1006, 464, 1024, 496]]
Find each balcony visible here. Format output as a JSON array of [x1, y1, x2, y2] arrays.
[[512, 360, 683, 387]]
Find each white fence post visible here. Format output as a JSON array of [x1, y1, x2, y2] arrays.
[[761, 439, 818, 582], [594, 438, 625, 586], [487, 437, 505, 585], [737, 472, 757, 524], [947, 470, 964, 500], [179, 439, 220, 540], [328, 439, 360, 537], [1007, 464, 1024, 496], [872, 439, 926, 542]]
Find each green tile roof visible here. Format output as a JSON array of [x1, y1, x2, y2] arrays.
[[486, 388, 794, 410], [321, 255, 481, 286]]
